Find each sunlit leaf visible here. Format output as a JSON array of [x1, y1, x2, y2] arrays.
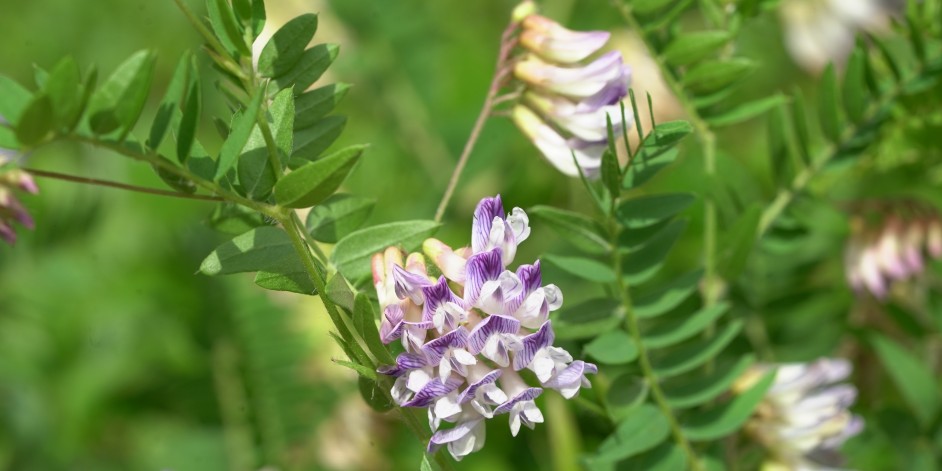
[[15, 94, 54, 147], [149, 52, 192, 150], [177, 56, 201, 163], [87, 50, 156, 137], [307, 194, 376, 243], [254, 270, 315, 295], [258, 14, 318, 78], [0, 75, 32, 123], [206, 0, 250, 56], [216, 89, 265, 179], [331, 220, 441, 281], [200, 226, 297, 275], [274, 145, 365, 208]]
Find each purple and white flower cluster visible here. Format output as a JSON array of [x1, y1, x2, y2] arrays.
[[510, 3, 631, 179], [736, 358, 863, 471], [0, 150, 38, 246], [372, 195, 596, 461], [844, 203, 942, 299]]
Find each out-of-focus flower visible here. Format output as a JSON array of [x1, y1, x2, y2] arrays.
[[374, 195, 596, 461], [780, 0, 901, 73], [0, 146, 38, 246], [510, 3, 631, 178], [843, 201, 942, 299], [735, 358, 863, 471]]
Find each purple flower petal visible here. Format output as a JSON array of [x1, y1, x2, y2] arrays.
[[422, 327, 470, 364], [494, 387, 543, 415], [377, 352, 427, 377], [464, 248, 504, 305], [458, 369, 503, 404], [467, 315, 521, 354], [506, 261, 542, 313], [543, 360, 596, 398], [427, 417, 486, 459], [421, 276, 465, 322], [393, 264, 433, 303], [472, 196, 505, 254], [513, 321, 555, 370], [402, 375, 464, 408]]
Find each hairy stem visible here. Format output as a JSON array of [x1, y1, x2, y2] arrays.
[[434, 22, 519, 223], [25, 168, 225, 202], [610, 222, 704, 471]]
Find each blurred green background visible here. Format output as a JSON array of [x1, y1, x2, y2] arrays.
[[1, 0, 940, 470]]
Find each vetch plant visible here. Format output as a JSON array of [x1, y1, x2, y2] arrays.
[[373, 195, 596, 460], [1, 0, 942, 469]]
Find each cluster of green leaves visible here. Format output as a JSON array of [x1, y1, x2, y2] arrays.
[[616, 0, 942, 468], [527, 93, 771, 470]]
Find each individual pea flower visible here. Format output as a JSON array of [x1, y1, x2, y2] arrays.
[[509, 2, 631, 178], [376, 195, 596, 461], [843, 201, 942, 299], [0, 148, 38, 246], [734, 358, 863, 471], [779, 0, 901, 73]]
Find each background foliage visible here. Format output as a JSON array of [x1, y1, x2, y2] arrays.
[[1, 0, 941, 470]]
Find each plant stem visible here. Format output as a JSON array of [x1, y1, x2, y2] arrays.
[[757, 61, 938, 236], [25, 168, 225, 202], [610, 222, 704, 471], [434, 22, 518, 223]]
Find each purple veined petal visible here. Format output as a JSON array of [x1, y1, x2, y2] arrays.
[[380, 304, 406, 343], [421, 276, 465, 323], [512, 105, 604, 178], [422, 327, 470, 364], [520, 14, 610, 63], [472, 195, 505, 254], [377, 352, 427, 377], [543, 360, 597, 399], [525, 92, 626, 142], [402, 375, 465, 408], [432, 301, 468, 334], [458, 369, 503, 404], [513, 321, 556, 370], [576, 72, 631, 111], [477, 270, 523, 315], [506, 261, 542, 314], [393, 264, 433, 304], [464, 248, 504, 305], [514, 51, 625, 98], [427, 416, 487, 461], [467, 315, 521, 354], [543, 284, 563, 311], [494, 387, 543, 415]]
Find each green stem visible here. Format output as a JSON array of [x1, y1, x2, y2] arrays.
[[434, 22, 518, 223], [172, 0, 233, 63], [611, 224, 704, 471], [67, 135, 279, 217], [24, 167, 225, 202]]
